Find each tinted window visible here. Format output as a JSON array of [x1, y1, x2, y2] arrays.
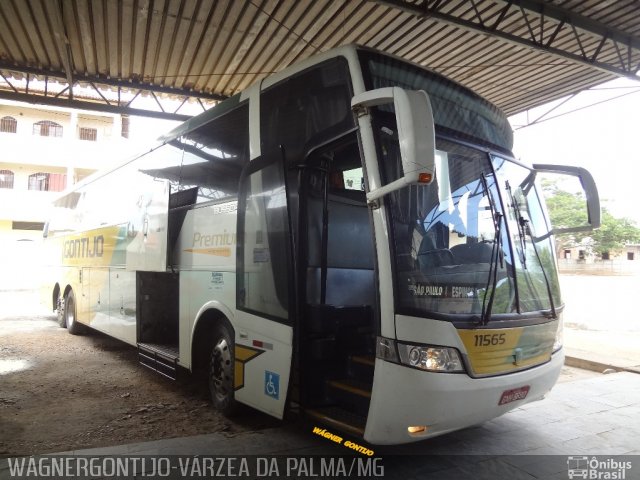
[[360, 51, 513, 152], [260, 58, 354, 164], [178, 104, 249, 203], [237, 156, 292, 321]]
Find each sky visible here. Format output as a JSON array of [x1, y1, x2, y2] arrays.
[[509, 78, 640, 225]]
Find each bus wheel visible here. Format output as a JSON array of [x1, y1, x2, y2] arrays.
[[56, 296, 66, 328], [209, 323, 237, 416], [64, 290, 83, 335]]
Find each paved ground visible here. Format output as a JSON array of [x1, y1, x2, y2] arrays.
[[57, 370, 640, 457], [2, 369, 636, 479], [560, 274, 640, 372]]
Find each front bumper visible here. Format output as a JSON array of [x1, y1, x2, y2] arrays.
[[363, 349, 564, 444]]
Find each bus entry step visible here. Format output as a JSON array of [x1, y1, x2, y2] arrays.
[[138, 343, 179, 381]]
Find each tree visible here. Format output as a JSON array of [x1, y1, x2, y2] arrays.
[[541, 178, 640, 258], [540, 179, 589, 257], [590, 209, 640, 257]]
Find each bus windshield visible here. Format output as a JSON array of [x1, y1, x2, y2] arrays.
[[359, 49, 561, 321], [378, 132, 561, 320]]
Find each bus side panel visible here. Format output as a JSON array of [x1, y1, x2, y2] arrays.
[[124, 178, 170, 273], [179, 271, 236, 369], [176, 203, 238, 368], [174, 202, 238, 270], [100, 268, 137, 345], [233, 311, 293, 420], [83, 267, 110, 334]]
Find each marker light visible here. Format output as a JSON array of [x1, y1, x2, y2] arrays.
[[376, 337, 399, 363], [418, 172, 433, 183], [407, 426, 427, 435], [553, 314, 564, 353]]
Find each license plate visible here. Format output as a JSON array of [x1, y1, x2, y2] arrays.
[[499, 386, 530, 405]]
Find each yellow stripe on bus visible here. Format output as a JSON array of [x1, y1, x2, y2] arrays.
[[233, 345, 264, 390], [458, 321, 557, 375], [56, 225, 124, 267], [184, 247, 232, 257]]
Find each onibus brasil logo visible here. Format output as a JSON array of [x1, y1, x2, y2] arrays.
[[567, 456, 633, 479]]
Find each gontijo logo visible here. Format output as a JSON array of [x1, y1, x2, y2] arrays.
[[63, 235, 104, 259]]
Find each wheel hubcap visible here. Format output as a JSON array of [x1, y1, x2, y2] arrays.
[[66, 297, 74, 327], [212, 338, 232, 399]]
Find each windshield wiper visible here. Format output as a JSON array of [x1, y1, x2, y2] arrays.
[[505, 180, 528, 269], [520, 217, 557, 319], [505, 178, 557, 319], [479, 173, 504, 326]]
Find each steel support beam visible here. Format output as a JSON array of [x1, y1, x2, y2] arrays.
[[0, 62, 226, 101], [0, 62, 224, 120], [375, 0, 640, 81], [0, 89, 192, 122]]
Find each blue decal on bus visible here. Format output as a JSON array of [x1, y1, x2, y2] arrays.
[[265, 371, 279, 400]]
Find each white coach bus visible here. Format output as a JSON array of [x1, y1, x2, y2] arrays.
[[42, 45, 600, 445]]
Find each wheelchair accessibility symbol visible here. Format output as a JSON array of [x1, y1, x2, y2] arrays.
[[265, 371, 280, 400]]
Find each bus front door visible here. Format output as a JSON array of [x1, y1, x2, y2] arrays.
[[235, 152, 295, 419]]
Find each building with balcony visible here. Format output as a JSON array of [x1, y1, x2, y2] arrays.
[[0, 101, 133, 242]]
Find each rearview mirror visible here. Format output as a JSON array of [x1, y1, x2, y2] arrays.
[[533, 164, 601, 233], [351, 87, 436, 203]]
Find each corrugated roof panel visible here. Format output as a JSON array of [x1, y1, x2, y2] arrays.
[[73, 2, 96, 74], [173, 0, 213, 89], [0, 0, 638, 117], [25, 2, 55, 68], [120, 0, 135, 80], [91, 0, 108, 76]]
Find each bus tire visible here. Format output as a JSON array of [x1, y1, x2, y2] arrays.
[[64, 290, 84, 335], [56, 296, 66, 328], [209, 322, 237, 416]]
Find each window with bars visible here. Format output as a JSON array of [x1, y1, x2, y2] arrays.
[[28, 172, 50, 191], [0, 169, 14, 189], [33, 120, 63, 137], [28, 172, 66, 192], [79, 127, 97, 141], [1, 116, 17, 133]]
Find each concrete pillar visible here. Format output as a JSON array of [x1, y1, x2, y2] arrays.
[[66, 111, 77, 186], [113, 114, 122, 141]]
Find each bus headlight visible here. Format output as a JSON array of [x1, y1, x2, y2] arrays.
[[376, 337, 465, 372], [400, 345, 464, 372]]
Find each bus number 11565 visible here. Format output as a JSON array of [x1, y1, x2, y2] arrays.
[[474, 333, 506, 347]]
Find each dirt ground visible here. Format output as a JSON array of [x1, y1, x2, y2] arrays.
[[0, 291, 278, 457]]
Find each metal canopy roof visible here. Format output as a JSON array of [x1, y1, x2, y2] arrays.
[[0, 0, 638, 120]]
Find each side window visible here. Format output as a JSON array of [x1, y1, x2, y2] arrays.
[[237, 154, 292, 321], [178, 103, 249, 203], [260, 58, 353, 164]]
